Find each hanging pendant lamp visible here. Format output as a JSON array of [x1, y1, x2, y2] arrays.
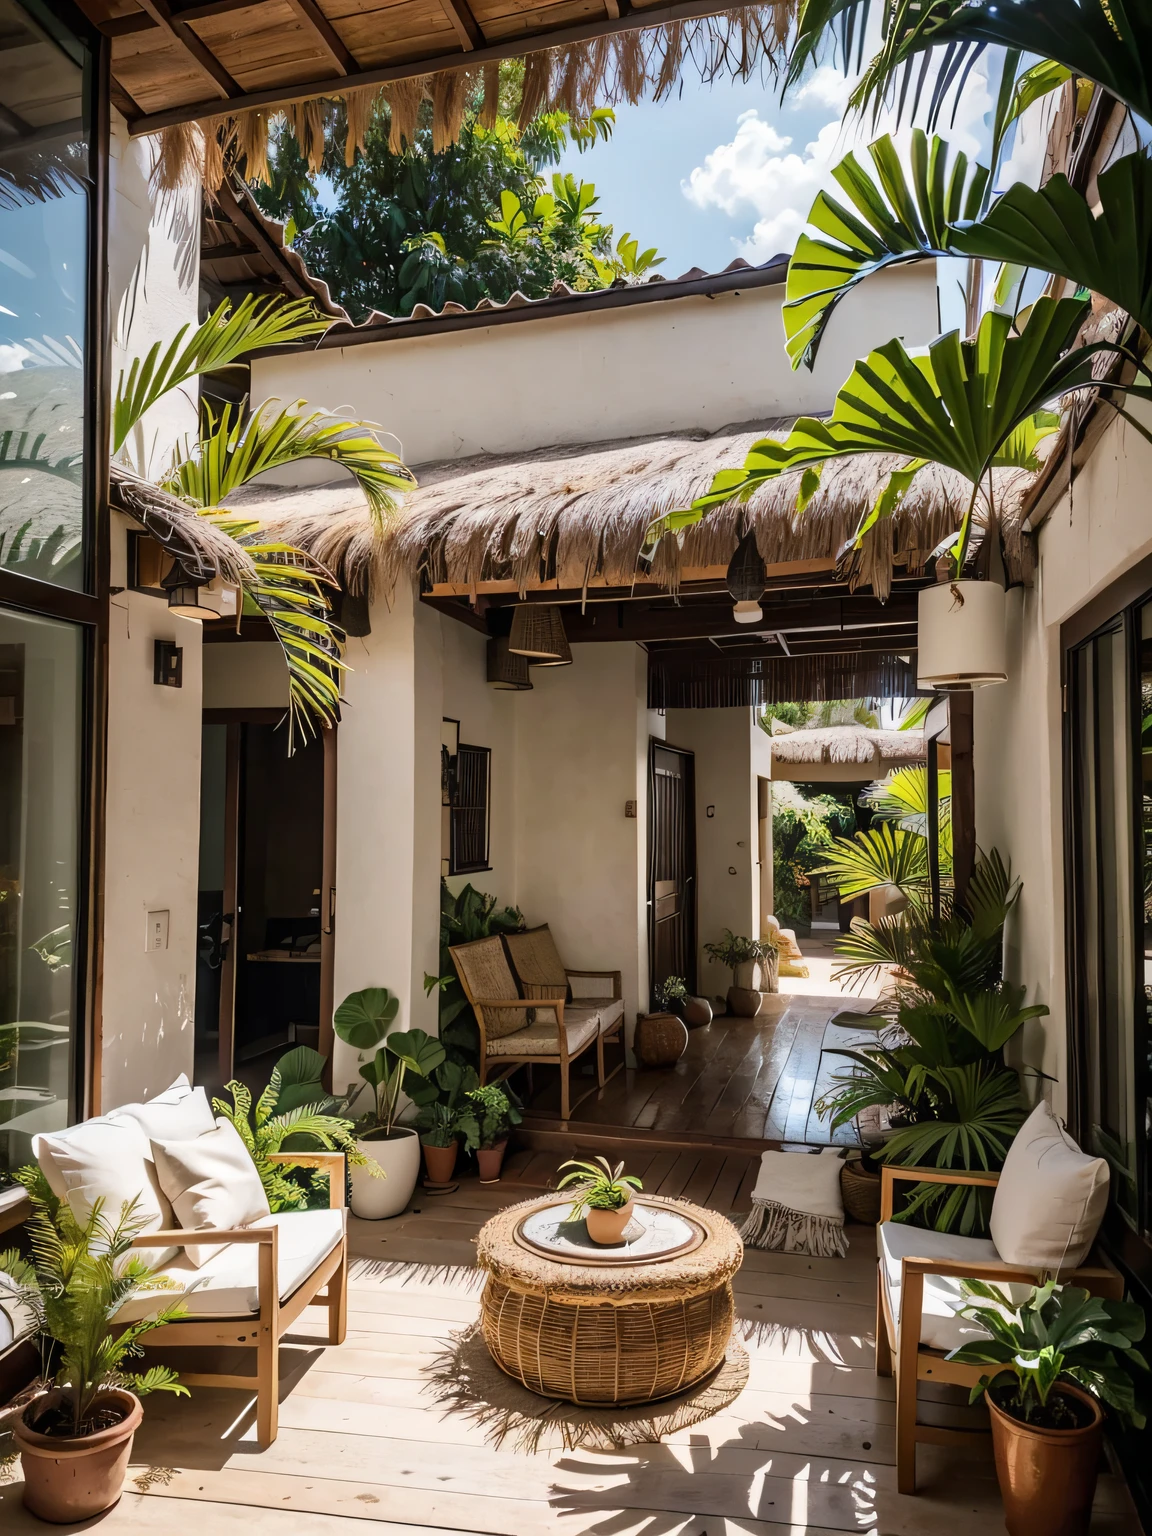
[[162, 558, 209, 621], [508, 603, 572, 665], [487, 636, 533, 690], [726, 529, 767, 624]]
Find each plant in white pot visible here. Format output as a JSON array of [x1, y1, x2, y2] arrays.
[[703, 931, 776, 1015], [0, 1173, 190, 1522], [949, 1279, 1148, 1536], [333, 987, 446, 1219]]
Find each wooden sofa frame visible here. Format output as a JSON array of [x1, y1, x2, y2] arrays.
[[876, 1164, 1123, 1494], [130, 1151, 347, 1447]]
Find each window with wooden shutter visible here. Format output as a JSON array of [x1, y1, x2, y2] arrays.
[[449, 743, 491, 874]]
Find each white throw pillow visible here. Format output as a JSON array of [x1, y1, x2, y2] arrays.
[[110, 1076, 216, 1150], [151, 1119, 270, 1267], [34, 1118, 178, 1263], [990, 1101, 1109, 1271]]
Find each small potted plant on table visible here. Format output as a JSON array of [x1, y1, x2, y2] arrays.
[[1, 1173, 191, 1522], [333, 986, 447, 1219], [557, 1156, 644, 1245], [949, 1279, 1148, 1536], [466, 1084, 522, 1182]]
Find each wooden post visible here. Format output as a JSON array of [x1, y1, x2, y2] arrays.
[[949, 691, 975, 907], [217, 723, 242, 1086], [319, 727, 337, 1091]]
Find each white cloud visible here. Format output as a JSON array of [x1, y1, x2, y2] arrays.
[[682, 61, 994, 263], [0, 343, 31, 374], [789, 65, 854, 113]]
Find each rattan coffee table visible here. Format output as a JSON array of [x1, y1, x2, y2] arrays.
[[476, 1193, 743, 1405]]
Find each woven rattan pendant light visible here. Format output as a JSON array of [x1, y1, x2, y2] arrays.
[[487, 637, 533, 690], [726, 529, 767, 624], [507, 603, 572, 665]]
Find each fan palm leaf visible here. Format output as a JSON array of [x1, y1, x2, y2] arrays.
[[113, 295, 329, 454], [814, 820, 930, 897]]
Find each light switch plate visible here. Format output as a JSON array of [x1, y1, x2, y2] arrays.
[[147, 910, 170, 952]]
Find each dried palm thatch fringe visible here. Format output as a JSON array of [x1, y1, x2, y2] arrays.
[[223, 423, 1042, 605], [738, 1199, 849, 1259], [108, 463, 257, 586], [768, 725, 927, 764], [425, 1323, 750, 1452], [155, 5, 795, 185]]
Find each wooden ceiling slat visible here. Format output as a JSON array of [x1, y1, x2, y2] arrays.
[[134, 0, 242, 97], [175, 0, 269, 19], [283, 0, 362, 71], [120, 0, 749, 132], [436, 0, 484, 49]]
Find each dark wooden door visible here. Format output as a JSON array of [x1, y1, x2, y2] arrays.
[[647, 742, 697, 1002]]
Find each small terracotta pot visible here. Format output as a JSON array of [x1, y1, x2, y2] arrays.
[[988, 1382, 1103, 1536], [476, 1140, 508, 1183], [422, 1140, 458, 1184], [682, 995, 713, 1029], [586, 1199, 635, 1245], [15, 1387, 142, 1523]]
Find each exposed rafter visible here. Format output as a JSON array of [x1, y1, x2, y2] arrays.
[[436, 0, 485, 51], [134, 0, 241, 99], [283, 0, 362, 73]]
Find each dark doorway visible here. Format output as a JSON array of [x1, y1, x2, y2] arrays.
[[647, 741, 697, 1003], [196, 719, 325, 1091]]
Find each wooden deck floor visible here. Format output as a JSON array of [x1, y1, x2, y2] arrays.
[[2, 1176, 1137, 1536], [524, 995, 866, 1146]]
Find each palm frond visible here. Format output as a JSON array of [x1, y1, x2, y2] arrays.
[[815, 821, 930, 898]]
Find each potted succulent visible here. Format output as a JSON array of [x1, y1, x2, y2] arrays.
[[465, 1083, 522, 1182], [949, 1279, 1148, 1536], [332, 988, 445, 1219], [557, 1156, 644, 1245], [703, 930, 777, 1015], [413, 1059, 480, 1185], [0, 1173, 191, 1522]]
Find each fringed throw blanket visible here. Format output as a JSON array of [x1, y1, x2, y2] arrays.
[[739, 1148, 848, 1258]]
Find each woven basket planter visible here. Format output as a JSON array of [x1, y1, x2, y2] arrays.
[[840, 1159, 882, 1224], [477, 1195, 743, 1406], [635, 1011, 688, 1067]]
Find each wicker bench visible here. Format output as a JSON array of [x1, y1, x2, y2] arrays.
[[476, 1194, 742, 1405]]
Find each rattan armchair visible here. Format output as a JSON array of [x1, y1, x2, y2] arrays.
[[876, 1164, 1122, 1494], [504, 924, 625, 1090], [449, 934, 601, 1119]]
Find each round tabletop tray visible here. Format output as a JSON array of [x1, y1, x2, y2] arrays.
[[513, 1196, 706, 1266]]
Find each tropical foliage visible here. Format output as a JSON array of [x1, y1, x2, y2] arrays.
[[213, 1055, 374, 1211], [465, 1082, 523, 1149], [771, 787, 859, 924], [0, 1170, 189, 1438], [424, 879, 525, 1075], [950, 1279, 1149, 1430], [252, 91, 662, 321], [557, 1155, 643, 1215], [331, 985, 447, 1136]]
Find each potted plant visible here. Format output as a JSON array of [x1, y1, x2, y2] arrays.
[[0, 1173, 191, 1522], [557, 1156, 644, 1245], [333, 987, 446, 1219], [412, 1059, 480, 1185], [948, 1279, 1148, 1536], [655, 974, 712, 1030], [465, 1083, 522, 1182], [703, 931, 776, 1015]]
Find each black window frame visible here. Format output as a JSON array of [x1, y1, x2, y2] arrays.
[[448, 742, 491, 876]]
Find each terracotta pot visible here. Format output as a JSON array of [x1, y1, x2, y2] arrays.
[[586, 1199, 635, 1245], [476, 1140, 508, 1183], [727, 986, 767, 1018], [15, 1387, 142, 1523], [988, 1383, 1103, 1536], [421, 1140, 458, 1184], [635, 1011, 688, 1066], [682, 995, 713, 1029], [350, 1127, 420, 1219]]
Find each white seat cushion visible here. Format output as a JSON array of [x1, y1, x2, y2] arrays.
[[990, 1101, 1109, 1270], [487, 1012, 599, 1058], [113, 1209, 345, 1322], [593, 998, 625, 1035], [151, 1119, 271, 1267], [879, 1222, 1032, 1353]]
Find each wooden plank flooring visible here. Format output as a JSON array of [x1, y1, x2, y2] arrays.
[[523, 997, 864, 1147], [1, 1181, 1137, 1536]]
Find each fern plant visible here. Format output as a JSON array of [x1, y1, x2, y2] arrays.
[[213, 1057, 376, 1211], [0, 1170, 190, 1438]]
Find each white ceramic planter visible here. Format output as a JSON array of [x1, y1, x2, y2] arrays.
[[917, 579, 1008, 688], [350, 1127, 421, 1219], [732, 959, 762, 990]]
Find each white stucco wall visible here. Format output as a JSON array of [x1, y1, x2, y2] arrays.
[[250, 263, 939, 469], [100, 118, 203, 1111], [973, 403, 1152, 1114]]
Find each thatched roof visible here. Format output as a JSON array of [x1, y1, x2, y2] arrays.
[[109, 464, 257, 585], [224, 420, 1040, 602], [767, 724, 926, 765]]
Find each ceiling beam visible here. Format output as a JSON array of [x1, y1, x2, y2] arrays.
[[134, 0, 242, 99], [213, 182, 309, 298], [283, 0, 361, 73], [437, 0, 484, 50], [554, 594, 919, 644], [124, 0, 748, 132]]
